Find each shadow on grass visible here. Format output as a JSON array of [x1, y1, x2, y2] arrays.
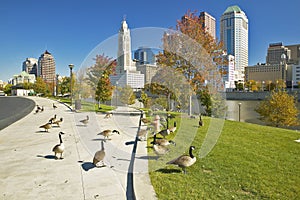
[[155, 168, 182, 174]]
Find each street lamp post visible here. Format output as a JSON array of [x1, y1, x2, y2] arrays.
[[116, 81, 118, 107], [238, 102, 242, 122], [69, 64, 74, 109]]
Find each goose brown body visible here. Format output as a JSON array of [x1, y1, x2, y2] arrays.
[[39, 122, 52, 132], [52, 132, 65, 159], [167, 146, 196, 174], [93, 141, 105, 167]]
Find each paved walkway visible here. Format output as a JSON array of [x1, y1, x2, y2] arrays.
[[0, 96, 156, 200]]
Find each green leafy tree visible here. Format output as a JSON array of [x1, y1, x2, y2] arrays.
[[33, 77, 48, 95], [3, 84, 12, 95], [58, 76, 70, 95], [95, 72, 114, 108], [255, 90, 299, 127], [118, 85, 135, 105], [140, 90, 150, 108]]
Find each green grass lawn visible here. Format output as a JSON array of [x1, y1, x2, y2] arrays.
[[148, 116, 300, 199]]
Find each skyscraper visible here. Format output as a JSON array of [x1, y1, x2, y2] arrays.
[[22, 58, 38, 77], [220, 5, 248, 82], [199, 11, 216, 40], [134, 47, 156, 65], [110, 18, 144, 89], [38, 50, 56, 84], [116, 19, 136, 73]]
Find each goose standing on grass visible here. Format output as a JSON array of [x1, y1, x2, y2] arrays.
[[52, 117, 63, 127], [52, 132, 65, 159], [80, 115, 89, 126], [137, 129, 148, 141], [169, 121, 177, 133], [166, 146, 196, 174], [98, 129, 120, 141], [157, 128, 171, 138], [152, 143, 170, 156], [39, 122, 52, 132], [151, 134, 176, 146], [199, 114, 204, 127], [141, 118, 151, 124], [93, 140, 106, 167]]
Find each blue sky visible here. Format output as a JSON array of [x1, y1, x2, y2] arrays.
[[1, 0, 300, 82]]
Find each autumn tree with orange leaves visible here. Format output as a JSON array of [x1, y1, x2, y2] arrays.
[[155, 11, 226, 116], [86, 54, 116, 108]]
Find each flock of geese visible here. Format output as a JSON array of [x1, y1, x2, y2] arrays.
[[140, 113, 203, 174], [36, 102, 200, 173]]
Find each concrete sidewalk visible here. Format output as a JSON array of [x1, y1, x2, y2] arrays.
[[0, 97, 156, 200]]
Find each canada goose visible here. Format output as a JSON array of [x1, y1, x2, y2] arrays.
[[53, 103, 57, 109], [49, 114, 57, 123], [98, 129, 120, 140], [157, 128, 171, 138], [141, 118, 151, 124], [40, 106, 44, 112], [39, 122, 52, 132], [52, 117, 63, 127], [137, 129, 148, 141], [152, 143, 170, 156], [166, 146, 196, 174], [52, 132, 65, 159], [93, 140, 106, 167], [80, 115, 89, 126], [169, 121, 177, 133], [104, 113, 113, 119], [151, 134, 176, 146], [199, 114, 204, 127]]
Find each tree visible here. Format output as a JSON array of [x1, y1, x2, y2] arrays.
[[118, 85, 135, 105], [33, 77, 48, 95], [140, 91, 150, 108], [58, 77, 70, 95], [3, 84, 12, 95], [95, 72, 114, 108], [255, 90, 299, 127], [155, 10, 226, 116], [85, 54, 116, 90]]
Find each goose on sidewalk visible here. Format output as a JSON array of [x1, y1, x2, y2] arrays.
[[166, 146, 196, 174], [52, 132, 65, 159], [93, 140, 106, 167], [79, 115, 89, 126], [98, 129, 120, 140], [52, 117, 63, 127], [39, 122, 52, 132]]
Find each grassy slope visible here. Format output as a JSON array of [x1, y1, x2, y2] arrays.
[[149, 117, 300, 199]]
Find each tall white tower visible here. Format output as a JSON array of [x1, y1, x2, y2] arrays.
[[220, 5, 248, 82], [117, 18, 136, 73], [110, 17, 144, 89]]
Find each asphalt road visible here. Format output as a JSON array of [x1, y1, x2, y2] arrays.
[[0, 96, 35, 130]]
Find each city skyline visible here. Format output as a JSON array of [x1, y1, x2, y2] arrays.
[[0, 0, 300, 82]]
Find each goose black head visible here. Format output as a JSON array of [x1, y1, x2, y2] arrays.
[[113, 130, 120, 134]]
